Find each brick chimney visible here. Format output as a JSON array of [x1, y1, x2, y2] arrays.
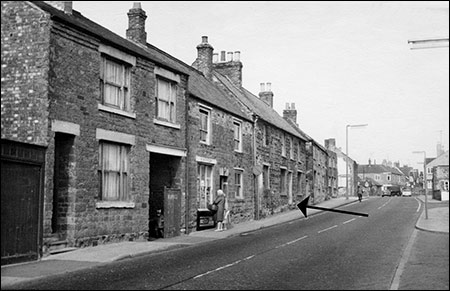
[[283, 102, 297, 126], [325, 138, 336, 150], [192, 36, 214, 79], [213, 49, 243, 87], [126, 2, 147, 45], [258, 82, 273, 107], [44, 1, 73, 14]]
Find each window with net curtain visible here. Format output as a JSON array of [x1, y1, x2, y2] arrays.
[[100, 57, 130, 111], [235, 170, 243, 199], [233, 120, 242, 152], [199, 107, 210, 144], [197, 164, 213, 209], [156, 77, 177, 123], [99, 142, 129, 201]]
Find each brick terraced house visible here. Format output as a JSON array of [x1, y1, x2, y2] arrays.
[[1, 1, 336, 265]]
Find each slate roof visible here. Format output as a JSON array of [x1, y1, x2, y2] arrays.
[[32, 1, 250, 121], [427, 150, 449, 167], [213, 72, 309, 142]]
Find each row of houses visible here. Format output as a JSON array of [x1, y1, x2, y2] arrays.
[[355, 151, 449, 199], [2, 1, 347, 265]]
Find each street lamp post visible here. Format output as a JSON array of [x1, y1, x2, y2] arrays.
[[413, 151, 429, 219], [346, 124, 368, 200]]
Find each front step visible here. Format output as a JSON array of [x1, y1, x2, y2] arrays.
[[48, 240, 76, 255], [49, 246, 78, 255]]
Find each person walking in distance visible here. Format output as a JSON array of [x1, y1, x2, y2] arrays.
[[214, 189, 226, 231], [357, 185, 363, 202]]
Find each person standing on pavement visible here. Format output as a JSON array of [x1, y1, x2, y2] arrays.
[[214, 189, 226, 231]]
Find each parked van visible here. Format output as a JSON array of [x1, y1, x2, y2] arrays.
[[382, 185, 401, 197]]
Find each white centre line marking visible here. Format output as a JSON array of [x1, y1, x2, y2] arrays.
[[343, 218, 356, 224], [318, 225, 338, 233], [286, 235, 308, 245]]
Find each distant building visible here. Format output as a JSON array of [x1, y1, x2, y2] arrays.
[[325, 140, 358, 197], [428, 151, 449, 201], [357, 159, 407, 192]]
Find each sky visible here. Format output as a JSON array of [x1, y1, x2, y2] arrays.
[[73, 1, 449, 170]]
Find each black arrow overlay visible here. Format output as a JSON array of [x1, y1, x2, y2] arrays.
[[297, 196, 369, 218]]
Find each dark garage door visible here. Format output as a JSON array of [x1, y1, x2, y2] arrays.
[[1, 141, 45, 265]]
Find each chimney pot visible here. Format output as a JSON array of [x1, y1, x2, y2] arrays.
[[285, 103, 290, 109], [266, 82, 272, 91], [227, 52, 233, 62], [234, 51, 240, 61], [213, 53, 218, 63], [202, 36, 208, 43], [260, 83, 265, 92], [220, 51, 226, 62], [291, 103, 295, 109], [133, 2, 141, 9]]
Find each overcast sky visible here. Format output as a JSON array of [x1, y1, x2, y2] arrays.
[[73, 1, 449, 170]]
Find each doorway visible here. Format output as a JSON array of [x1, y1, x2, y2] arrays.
[[149, 153, 181, 239]]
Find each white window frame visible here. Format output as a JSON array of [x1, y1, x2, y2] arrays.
[[233, 118, 243, 152], [100, 56, 131, 113], [289, 136, 294, 160], [263, 164, 270, 190], [199, 105, 211, 145], [234, 169, 244, 199], [198, 163, 214, 209], [281, 133, 286, 157], [98, 142, 130, 202], [287, 171, 293, 203], [297, 171, 303, 195], [280, 167, 287, 195], [263, 125, 269, 147], [155, 77, 177, 124]]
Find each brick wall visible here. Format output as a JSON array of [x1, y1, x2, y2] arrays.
[[186, 98, 254, 230], [1, 2, 189, 249], [1, 1, 51, 146], [255, 120, 307, 217]]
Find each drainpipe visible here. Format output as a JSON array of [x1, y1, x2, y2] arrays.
[[184, 86, 190, 235], [253, 114, 259, 220]]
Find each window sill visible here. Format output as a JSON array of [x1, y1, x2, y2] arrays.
[[154, 118, 181, 129], [98, 104, 136, 119], [96, 201, 135, 209]]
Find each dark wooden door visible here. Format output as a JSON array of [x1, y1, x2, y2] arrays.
[[164, 187, 181, 238], [1, 161, 41, 264]]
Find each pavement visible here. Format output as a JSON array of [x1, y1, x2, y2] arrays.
[[2, 195, 448, 289]]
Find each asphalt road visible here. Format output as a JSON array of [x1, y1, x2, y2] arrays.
[[8, 197, 448, 290]]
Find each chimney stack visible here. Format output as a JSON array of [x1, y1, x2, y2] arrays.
[[126, 2, 147, 45], [283, 102, 297, 126], [324, 138, 336, 149], [192, 36, 214, 79], [258, 82, 274, 107], [213, 49, 243, 87], [44, 1, 73, 14]]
